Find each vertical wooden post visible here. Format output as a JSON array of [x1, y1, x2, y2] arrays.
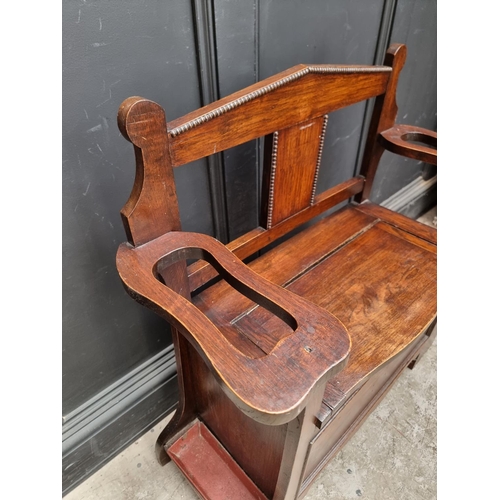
[[355, 43, 407, 202], [273, 381, 327, 500]]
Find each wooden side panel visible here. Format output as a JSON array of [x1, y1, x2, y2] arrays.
[[300, 331, 429, 494], [194, 360, 287, 499], [261, 117, 327, 228], [117, 97, 198, 464]]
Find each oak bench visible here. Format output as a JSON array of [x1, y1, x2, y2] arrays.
[[115, 43, 437, 499]]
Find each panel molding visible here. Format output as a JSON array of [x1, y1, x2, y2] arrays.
[[62, 346, 178, 495]]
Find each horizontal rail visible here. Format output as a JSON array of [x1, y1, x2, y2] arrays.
[[188, 176, 365, 291]]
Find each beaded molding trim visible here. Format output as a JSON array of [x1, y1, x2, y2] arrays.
[[169, 66, 392, 137], [310, 115, 329, 204], [266, 131, 280, 230]]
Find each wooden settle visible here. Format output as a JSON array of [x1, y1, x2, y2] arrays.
[[114, 43, 437, 499]]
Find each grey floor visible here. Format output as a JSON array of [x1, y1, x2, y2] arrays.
[[66, 208, 437, 500]]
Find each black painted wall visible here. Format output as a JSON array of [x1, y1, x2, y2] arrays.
[[62, 0, 436, 493]]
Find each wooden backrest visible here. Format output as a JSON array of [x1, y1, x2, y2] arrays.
[[117, 44, 407, 292]]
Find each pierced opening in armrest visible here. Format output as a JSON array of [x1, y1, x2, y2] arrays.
[[379, 124, 437, 165], [399, 130, 437, 150], [154, 246, 297, 359]]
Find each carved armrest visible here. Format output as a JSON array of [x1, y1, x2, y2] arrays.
[[116, 231, 350, 426], [379, 124, 437, 165]]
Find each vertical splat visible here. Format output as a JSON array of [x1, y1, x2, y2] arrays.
[[117, 97, 182, 247], [261, 115, 329, 229]]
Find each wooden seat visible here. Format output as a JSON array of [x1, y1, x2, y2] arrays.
[[115, 43, 437, 499]]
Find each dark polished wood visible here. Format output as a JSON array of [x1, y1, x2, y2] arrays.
[[116, 231, 350, 425], [115, 43, 437, 499], [194, 358, 287, 497], [117, 97, 182, 247], [379, 124, 437, 165], [354, 201, 437, 245], [167, 66, 391, 167], [168, 421, 268, 500], [356, 43, 407, 202]]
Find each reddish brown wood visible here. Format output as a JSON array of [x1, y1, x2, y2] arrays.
[[356, 44, 407, 202], [376, 220, 436, 254], [188, 176, 365, 292], [355, 44, 437, 202], [115, 43, 437, 500], [167, 66, 391, 167], [117, 97, 182, 246], [194, 359, 287, 498], [299, 328, 431, 498], [187, 227, 264, 292], [167, 421, 268, 500], [379, 124, 437, 165], [354, 201, 437, 245], [153, 326, 200, 466], [194, 211, 436, 391], [192, 206, 377, 354], [117, 96, 200, 465], [274, 382, 327, 500], [253, 223, 435, 394]]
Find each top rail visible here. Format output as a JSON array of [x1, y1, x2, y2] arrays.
[[167, 65, 392, 166]]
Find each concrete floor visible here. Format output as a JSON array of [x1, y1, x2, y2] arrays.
[[66, 208, 437, 500]]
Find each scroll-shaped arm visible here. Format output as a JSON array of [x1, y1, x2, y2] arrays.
[[379, 124, 437, 165], [116, 231, 350, 426]]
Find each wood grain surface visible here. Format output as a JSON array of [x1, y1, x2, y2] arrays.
[[115, 41, 437, 499]]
